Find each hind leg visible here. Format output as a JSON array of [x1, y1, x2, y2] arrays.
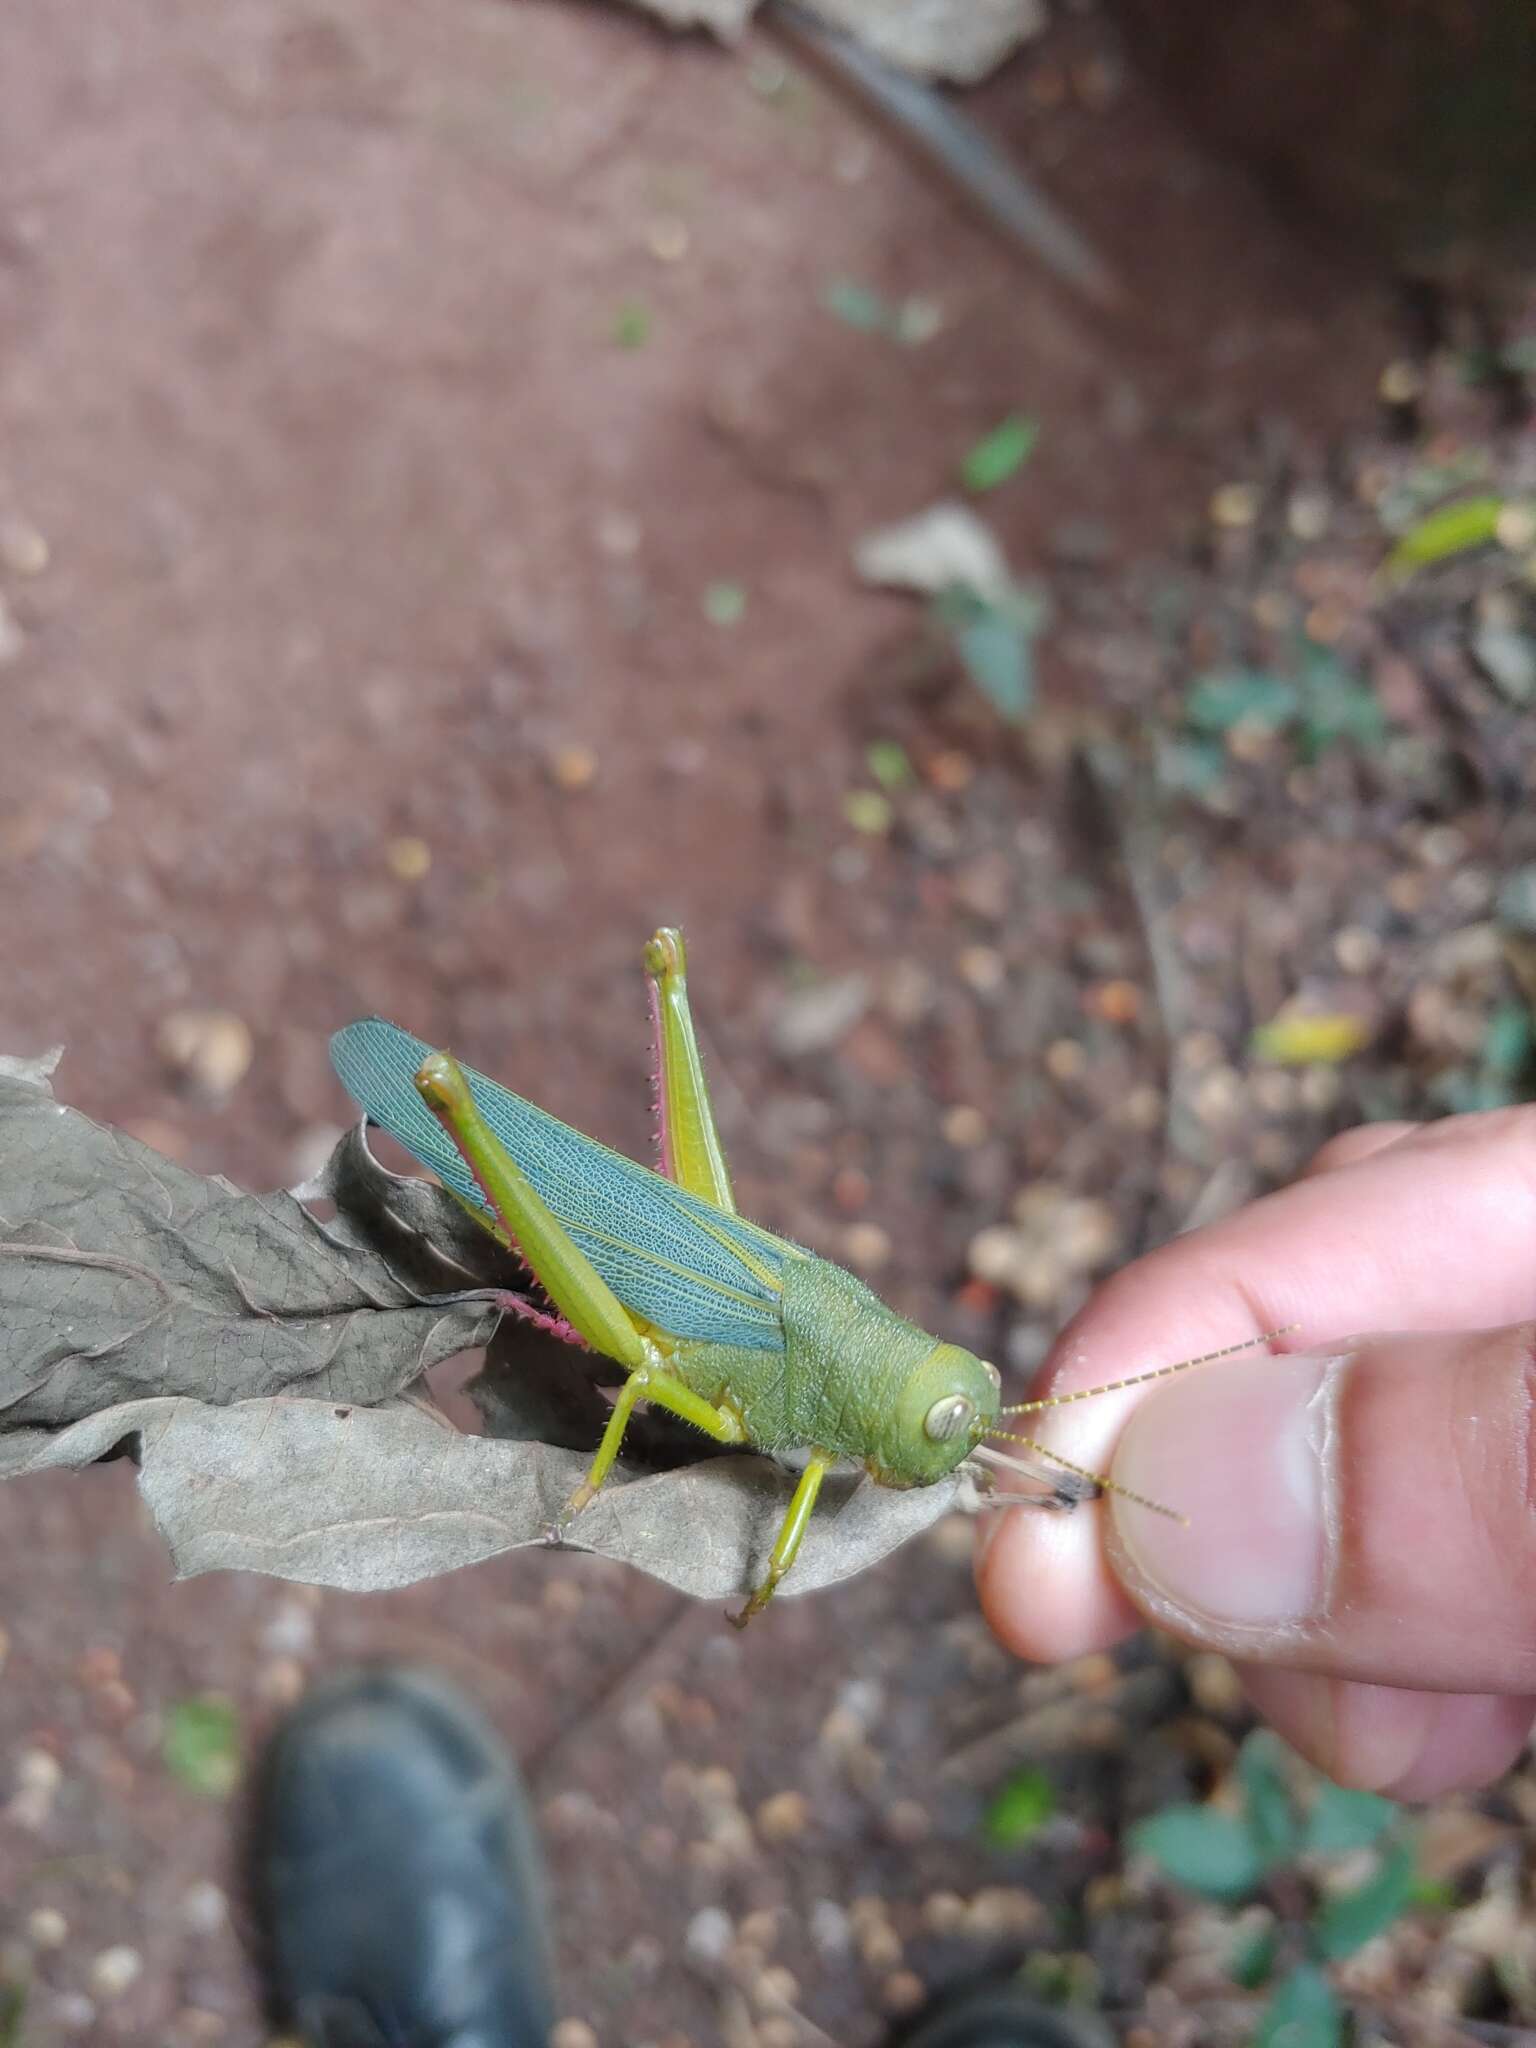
[[416, 1052, 745, 1521], [644, 927, 736, 1211]]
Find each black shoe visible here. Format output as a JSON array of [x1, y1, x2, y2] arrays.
[[248, 1665, 555, 2048], [893, 1981, 1117, 2048]]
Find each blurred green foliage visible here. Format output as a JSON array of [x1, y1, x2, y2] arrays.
[[985, 1765, 1056, 1849], [961, 414, 1039, 493], [163, 1694, 242, 1799], [1131, 1731, 1427, 2048]]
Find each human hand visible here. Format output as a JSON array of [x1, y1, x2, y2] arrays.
[[976, 1107, 1536, 1799]]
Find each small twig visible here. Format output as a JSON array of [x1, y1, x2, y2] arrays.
[[1070, 742, 1194, 1250], [1438, 2018, 1536, 2046], [939, 1661, 1180, 1783], [525, 1593, 707, 1789], [764, 0, 1121, 310], [1099, 1993, 1533, 2046], [684, 1952, 841, 2048]]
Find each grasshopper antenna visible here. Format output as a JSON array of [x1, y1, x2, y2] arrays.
[[981, 1327, 1299, 1522], [995, 1326, 1298, 1417]]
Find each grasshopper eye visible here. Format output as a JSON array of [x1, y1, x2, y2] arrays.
[[981, 1360, 1001, 1391], [924, 1393, 976, 1442]]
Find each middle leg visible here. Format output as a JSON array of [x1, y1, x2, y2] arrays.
[[730, 1449, 833, 1628]]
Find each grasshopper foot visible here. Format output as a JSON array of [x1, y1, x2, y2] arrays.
[[728, 1579, 776, 1630], [559, 1478, 598, 1527], [544, 1483, 592, 1547]]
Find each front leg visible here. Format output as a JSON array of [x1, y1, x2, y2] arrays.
[[730, 1449, 832, 1628]]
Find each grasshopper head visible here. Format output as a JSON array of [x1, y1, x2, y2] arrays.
[[882, 1343, 1002, 1486]]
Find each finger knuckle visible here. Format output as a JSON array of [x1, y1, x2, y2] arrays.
[[1425, 1100, 1536, 1164], [1465, 1324, 1536, 1641], [1303, 1125, 1377, 1176], [1445, 1325, 1536, 1688], [1513, 1322, 1536, 1531], [1302, 1120, 1415, 1178]]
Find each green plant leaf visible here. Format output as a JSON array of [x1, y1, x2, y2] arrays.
[[1019, 1948, 1099, 2006], [1385, 493, 1504, 581], [985, 1766, 1056, 1848], [822, 279, 892, 332], [1431, 1066, 1524, 1114], [1304, 1782, 1398, 1856], [843, 789, 892, 835], [163, 1695, 241, 1799], [1129, 1805, 1265, 1903], [1228, 1918, 1278, 1990], [934, 584, 1046, 724], [1185, 669, 1299, 735], [866, 740, 914, 791], [1317, 1839, 1418, 1959], [956, 608, 1032, 721], [820, 281, 942, 346], [610, 300, 650, 348], [1498, 864, 1536, 935], [1250, 1011, 1373, 1066], [1185, 644, 1385, 760], [1237, 1731, 1301, 1868], [1256, 1962, 1343, 2048], [1298, 688, 1387, 758], [702, 581, 747, 628], [1483, 1001, 1533, 1080], [1294, 643, 1387, 758], [0, 1979, 25, 2048], [1155, 734, 1227, 796], [1376, 452, 1491, 534], [961, 414, 1039, 493]]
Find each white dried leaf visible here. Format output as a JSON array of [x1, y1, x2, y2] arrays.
[[855, 502, 1013, 604], [802, 0, 1047, 84]]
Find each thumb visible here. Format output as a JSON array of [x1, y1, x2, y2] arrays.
[[1104, 1324, 1536, 1693]]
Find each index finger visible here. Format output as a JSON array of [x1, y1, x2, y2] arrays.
[[977, 1104, 1536, 1663]]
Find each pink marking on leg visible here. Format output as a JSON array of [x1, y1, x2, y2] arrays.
[[491, 1290, 589, 1350], [646, 978, 676, 1181], [418, 1096, 597, 1352]]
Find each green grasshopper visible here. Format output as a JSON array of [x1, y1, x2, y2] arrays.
[[332, 929, 1275, 1623]]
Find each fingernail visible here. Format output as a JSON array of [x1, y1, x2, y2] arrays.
[[1110, 1352, 1341, 1634]]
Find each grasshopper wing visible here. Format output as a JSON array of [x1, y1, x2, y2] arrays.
[[331, 1018, 795, 1351]]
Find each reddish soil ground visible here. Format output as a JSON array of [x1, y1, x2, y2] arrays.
[[3, 2, 1482, 2043]]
